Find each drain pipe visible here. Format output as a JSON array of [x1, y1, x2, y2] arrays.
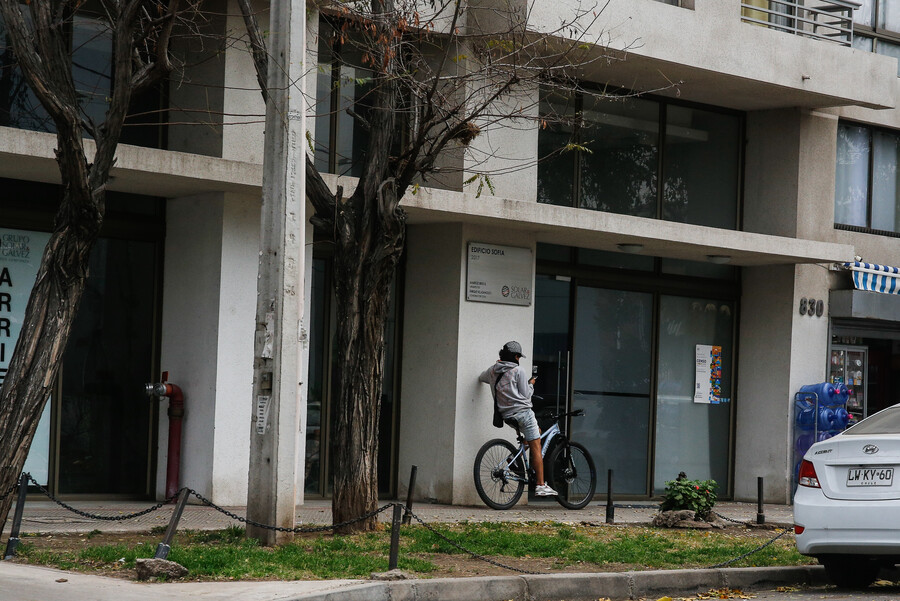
[[145, 372, 185, 500]]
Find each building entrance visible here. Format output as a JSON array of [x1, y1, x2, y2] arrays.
[[533, 246, 737, 498]]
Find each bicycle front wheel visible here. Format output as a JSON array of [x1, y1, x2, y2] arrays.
[[547, 441, 596, 510], [473, 439, 526, 510]]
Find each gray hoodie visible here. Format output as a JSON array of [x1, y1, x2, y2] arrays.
[[479, 361, 533, 417]]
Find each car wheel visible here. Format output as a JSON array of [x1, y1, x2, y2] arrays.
[[821, 556, 880, 589]]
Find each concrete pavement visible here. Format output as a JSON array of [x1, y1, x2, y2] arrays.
[[0, 498, 806, 601], [3, 497, 795, 534]]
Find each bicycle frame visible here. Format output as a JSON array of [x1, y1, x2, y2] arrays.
[[501, 418, 566, 483]]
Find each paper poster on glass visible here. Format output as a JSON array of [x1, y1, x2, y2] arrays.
[[694, 344, 723, 404], [1, 228, 52, 484]]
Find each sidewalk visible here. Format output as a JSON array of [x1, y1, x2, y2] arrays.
[[3, 497, 795, 535]]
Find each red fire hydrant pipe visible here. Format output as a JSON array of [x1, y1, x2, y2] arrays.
[[162, 382, 185, 500]]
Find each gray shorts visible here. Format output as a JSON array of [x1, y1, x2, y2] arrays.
[[506, 408, 540, 441]]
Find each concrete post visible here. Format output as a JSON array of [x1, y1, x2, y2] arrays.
[[246, 0, 306, 545]]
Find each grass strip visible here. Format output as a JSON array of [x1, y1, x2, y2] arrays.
[[13, 521, 813, 581]]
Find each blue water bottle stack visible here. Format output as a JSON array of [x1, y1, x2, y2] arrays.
[[793, 382, 851, 487]]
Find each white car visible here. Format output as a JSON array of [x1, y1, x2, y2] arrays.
[[794, 404, 900, 588]]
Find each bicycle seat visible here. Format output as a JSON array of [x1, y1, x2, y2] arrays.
[[503, 417, 520, 431]]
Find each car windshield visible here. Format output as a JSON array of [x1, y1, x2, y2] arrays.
[[843, 406, 900, 435]]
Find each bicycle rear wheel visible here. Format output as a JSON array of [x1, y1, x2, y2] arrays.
[[547, 441, 596, 510], [473, 439, 526, 510]]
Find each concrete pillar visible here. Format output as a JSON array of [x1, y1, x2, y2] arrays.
[[397, 223, 536, 505], [159, 193, 258, 505], [245, 0, 307, 545], [736, 108, 836, 503]]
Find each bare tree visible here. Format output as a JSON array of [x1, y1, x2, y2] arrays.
[[0, 0, 197, 531], [242, 0, 622, 532]]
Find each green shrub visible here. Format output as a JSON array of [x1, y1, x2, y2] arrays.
[[659, 477, 717, 520]]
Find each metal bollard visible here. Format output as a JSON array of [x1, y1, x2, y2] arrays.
[[155, 488, 190, 559], [402, 465, 417, 526], [3, 472, 29, 560], [605, 469, 614, 524], [388, 504, 402, 570], [756, 477, 765, 525]]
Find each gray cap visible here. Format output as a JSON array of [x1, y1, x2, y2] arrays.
[[502, 341, 525, 358]]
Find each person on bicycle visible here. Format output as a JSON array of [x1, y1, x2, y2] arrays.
[[479, 341, 557, 496]]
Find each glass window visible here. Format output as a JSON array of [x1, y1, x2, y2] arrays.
[[313, 22, 375, 178], [579, 96, 658, 218], [879, 0, 900, 33], [663, 106, 740, 229], [854, 0, 875, 27], [843, 405, 900, 435], [537, 88, 741, 230], [537, 91, 577, 206], [536, 242, 573, 262], [578, 248, 654, 271], [661, 258, 735, 279], [872, 130, 900, 232], [853, 35, 874, 52], [653, 295, 733, 493], [72, 15, 112, 127], [876, 39, 900, 77], [835, 123, 871, 228], [314, 26, 334, 173]]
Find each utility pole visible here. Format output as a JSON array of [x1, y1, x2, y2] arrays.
[[246, 0, 307, 545]]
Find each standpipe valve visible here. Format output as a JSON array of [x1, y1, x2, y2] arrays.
[[145, 372, 185, 501]]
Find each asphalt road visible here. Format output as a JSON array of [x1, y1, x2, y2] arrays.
[[751, 583, 900, 600]]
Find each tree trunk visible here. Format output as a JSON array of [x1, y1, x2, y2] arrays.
[[0, 191, 102, 531], [330, 181, 405, 532]]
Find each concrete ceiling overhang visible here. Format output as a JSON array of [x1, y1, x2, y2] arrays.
[[0, 127, 262, 198], [400, 186, 855, 268], [0, 128, 856, 267]]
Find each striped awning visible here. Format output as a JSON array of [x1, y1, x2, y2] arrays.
[[844, 262, 900, 295]]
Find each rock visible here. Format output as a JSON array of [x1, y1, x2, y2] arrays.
[[135, 558, 189, 581], [674, 519, 712, 529], [370, 569, 416, 581], [651, 510, 696, 527]]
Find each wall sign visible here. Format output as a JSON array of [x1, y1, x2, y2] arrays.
[[466, 243, 533, 306], [1, 228, 51, 483], [694, 344, 725, 404]]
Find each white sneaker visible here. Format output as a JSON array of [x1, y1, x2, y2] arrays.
[[535, 483, 557, 496]]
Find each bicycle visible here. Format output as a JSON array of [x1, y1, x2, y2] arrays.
[[473, 407, 597, 510]]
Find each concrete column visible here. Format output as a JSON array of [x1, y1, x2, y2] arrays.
[[159, 193, 258, 505], [245, 0, 307, 545], [397, 223, 536, 505], [737, 108, 836, 503]]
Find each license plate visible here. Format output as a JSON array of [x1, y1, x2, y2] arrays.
[[847, 467, 894, 487]]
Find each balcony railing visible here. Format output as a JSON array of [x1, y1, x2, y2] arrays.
[[740, 0, 858, 46]]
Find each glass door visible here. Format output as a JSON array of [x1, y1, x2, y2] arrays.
[[653, 295, 733, 494], [571, 286, 653, 495]]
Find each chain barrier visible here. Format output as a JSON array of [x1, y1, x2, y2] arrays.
[[405, 508, 544, 575], [187, 488, 395, 534], [713, 510, 756, 526], [7, 470, 790, 575], [0, 480, 18, 502], [27, 474, 178, 521], [705, 528, 790, 569]]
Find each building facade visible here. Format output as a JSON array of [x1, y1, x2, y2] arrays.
[[2, 0, 900, 506]]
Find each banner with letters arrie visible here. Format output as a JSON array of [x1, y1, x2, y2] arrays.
[[466, 242, 533, 307]]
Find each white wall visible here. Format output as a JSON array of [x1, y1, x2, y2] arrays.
[[159, 193, 260, 504], [452, 223, 536, 505], [397, 222, 537, 505]]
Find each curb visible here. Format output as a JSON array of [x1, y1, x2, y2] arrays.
[[290, 566, 827, 601]]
